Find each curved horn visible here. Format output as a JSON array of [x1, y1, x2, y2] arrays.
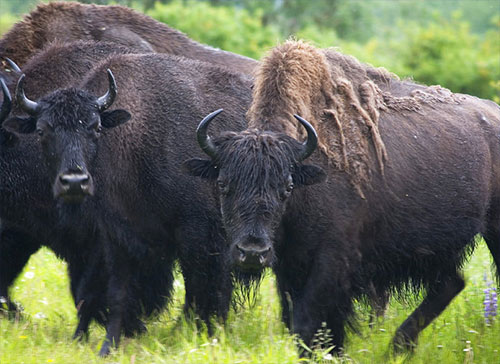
[[96, 69, 117, 111], [196, 109, 223, 159], [294, 114, 318, 161], [15, 74, 38, 116], [4, 57, 21, 74], [0, 77, 12, 124]]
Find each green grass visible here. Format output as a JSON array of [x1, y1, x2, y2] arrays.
[[1, 242, 498, 364]]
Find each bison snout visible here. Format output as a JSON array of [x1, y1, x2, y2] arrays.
[[60, 173, 89, 187], [234, 244, 272, 271], [54, 172, 94, 202]]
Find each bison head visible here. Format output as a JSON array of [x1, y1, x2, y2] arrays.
[[184, 109, 326, 272], [3, 69, 131, 203]]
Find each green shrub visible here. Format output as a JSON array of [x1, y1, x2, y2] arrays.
[[0, 13, 18, 37], [146, 0, 280, 59], [392, 14, 499, 99]]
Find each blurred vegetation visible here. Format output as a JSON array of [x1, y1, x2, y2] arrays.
[[147, 1, 279, 59], [0, 0, 499, 100]]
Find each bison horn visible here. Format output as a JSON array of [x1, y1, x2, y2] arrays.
[[15, 74, 39, 116], [294, 114, 318, 161], [96, 69, 117, 111], [4, 57, 21, 74], [196, 109, 223, 159], [0, 77, 12, 124]]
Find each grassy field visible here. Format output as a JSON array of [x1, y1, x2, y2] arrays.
[[0, 241, 498, 364]]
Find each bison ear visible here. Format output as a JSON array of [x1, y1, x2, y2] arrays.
[[293, 164, 327, 186], [101, 109, 131, 128], [2, 116, 36, 134], [183, 158, 219, 179]]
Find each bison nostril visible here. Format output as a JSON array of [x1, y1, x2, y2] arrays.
[[80, 175, 89, 185], [258, 247, 271, 264], [59, 173, 90, 187], [60, 175, 69, 186], [236, 245, 246, 262]]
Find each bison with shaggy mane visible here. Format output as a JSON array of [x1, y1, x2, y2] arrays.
[[185, 40, 500, 353]]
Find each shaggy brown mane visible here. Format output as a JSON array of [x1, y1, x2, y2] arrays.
[[247, 40, 390, 194]]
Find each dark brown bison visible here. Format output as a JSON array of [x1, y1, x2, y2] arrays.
[[6, 52, 253, 356], [0, 41, 166, 339], [185, 40, 500, 353], [0, 1, 257, 76]]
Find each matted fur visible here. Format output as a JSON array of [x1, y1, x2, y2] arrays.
[[247, 40, 393, 194]]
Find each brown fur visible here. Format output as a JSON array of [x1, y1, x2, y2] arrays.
[[0, 1, 257, 74], [247, 40, 391, 194]]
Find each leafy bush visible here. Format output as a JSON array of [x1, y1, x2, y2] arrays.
[[392, 14, 500, 99], [2, 1, 497, 100], [0, 13, 18, 37], [311, 13, 500, 101], [146, 0, 280, 59]]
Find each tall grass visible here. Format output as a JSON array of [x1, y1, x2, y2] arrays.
[[1, 242, 498, 363]]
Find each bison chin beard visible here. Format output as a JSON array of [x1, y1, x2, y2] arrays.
[[56, 198, 93, 230]]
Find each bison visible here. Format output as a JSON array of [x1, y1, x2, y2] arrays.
[[185, 40, 500, 353], [5, 52, 253, 356], [0, 1, 257, 77], [0, 41, 167, 339]]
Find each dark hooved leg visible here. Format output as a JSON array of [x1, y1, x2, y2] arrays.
[[483, 212, 500, 283], [0, 228, 40, 316], [70, 249, 106, 341], [290, 294, 350, 356], [98, 276, 128, 356], [368, 283, 389, 329], [180, 251, 232, 334], [98, 252, 130, 357], [72, 301, 92, 341], [392, 272, 465, 352], [177, 221, 232, 334], [121, 253, 176, 338], [275, 257, 352, 356]]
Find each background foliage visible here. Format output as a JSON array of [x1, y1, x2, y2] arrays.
[[1, 0, 499, 100]]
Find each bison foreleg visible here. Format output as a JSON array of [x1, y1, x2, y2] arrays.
[[98, 254, 131, 357], [484, 209, 500, 284], [177, 223, 232, 333], [276, 258, 353, 355], [392, 272, 465, 353], [0, 227, 40, 317]]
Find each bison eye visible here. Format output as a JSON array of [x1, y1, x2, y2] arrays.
[[89, 123, 102, 133], [217, 180, 229, 194], [37, 128, 44, 137], [281, 182, 294, 200]]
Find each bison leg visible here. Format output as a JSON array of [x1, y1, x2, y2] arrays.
[[368, 282, 389, 329], [179, 249, 232, 334], [72, 307, 92, 341], [275, 257, 353, 355], [392, 272, 465, 352], [98, 252, 130, 357], [177, 222, 232, 333], [484, 208, 500, 283], [71, 250, 106, 341], [0, 227, 40, 316]]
